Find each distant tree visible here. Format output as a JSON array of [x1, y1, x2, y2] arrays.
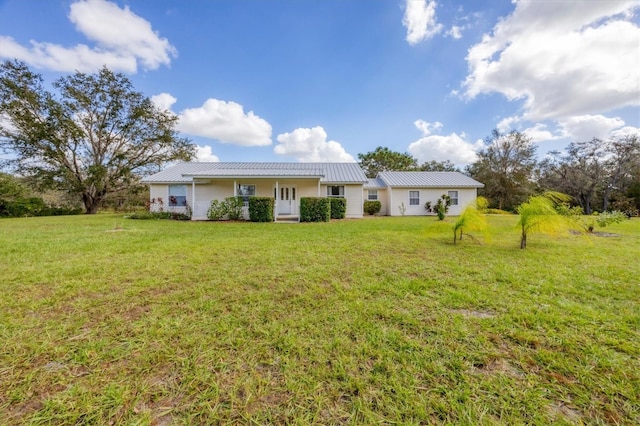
[[467, 130, 537, 211], [602, 135, 640, 211], [358, 146, 418, 178], [419, 159, 459, 172], [0, 172, 29, 200], [0, 60, 195, 214], [538, 139, 606, 215]]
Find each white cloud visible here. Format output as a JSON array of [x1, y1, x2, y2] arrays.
[[520, 123, 563, 144], [408, 120, 482, 165], [447, 25, 463, 39], [463, 0, 640, 121], [403, 0, 443, 45], [178, 99, 272, 147], [150, 93, 177, 111], [194, 145, 219, 162], [559, 114, 627, 141], [274, 127, 355, 162], [0, 0, 176, 73]]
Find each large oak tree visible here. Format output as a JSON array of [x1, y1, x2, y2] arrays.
[[467, 129, 537, 211], [0, 60, 194, 213]]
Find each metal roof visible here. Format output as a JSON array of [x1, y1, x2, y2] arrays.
[[364, 177, 387, 189], [377, 171, 484, 188], [141, 162, 368, 184]]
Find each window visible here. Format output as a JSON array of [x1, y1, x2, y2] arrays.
[[168, 185, 187, 206], [448, 190, 459, 206], [409, 190, 420, 206], [327, 185, 345, 198], [367, 189, 378, 200], [238, 184, 255, 206]]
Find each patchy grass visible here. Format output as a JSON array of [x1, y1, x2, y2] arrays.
[[0, 214, 638, 424]]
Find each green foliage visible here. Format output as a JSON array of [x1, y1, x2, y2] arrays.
[[357, 146, 418, 178], [419, 159, 459, 172], [0, 60, 195, 214], [249, 197, 274, 222], [363, 200, 382, 215], [127, 211, 190, 220], [0, 196, 82, 218], [467, 129, 537, 211], [516, 192, 573, 249], [398, 202, 406, 216], [207, 199, 228, 221], [225, 196, 245, 221], [452, 204, 488, 244], [329, 197, 346, 219], [475, 196, 489, 212], [434, 194, 451, 220], [300, 197, 331, 222]]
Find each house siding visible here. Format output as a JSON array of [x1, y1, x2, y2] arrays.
[[388, 187, 478, 216]]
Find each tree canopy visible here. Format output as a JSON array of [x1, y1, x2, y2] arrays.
[[357, 146, 418, 178], [467, 129, 537, 211], [0, 60, 195, 214]]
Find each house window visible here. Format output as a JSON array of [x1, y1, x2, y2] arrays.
[[448, 191, 459, 206], [238, 184, 255, 206], [168, 185, 187, 206], [409, 190, 420, 206], [368, 189, 378, 200], [327, 185, 345, 198]]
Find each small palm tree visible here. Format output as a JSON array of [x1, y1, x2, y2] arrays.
[[452, 198, 488, 244], [516, 192, 572, 249]]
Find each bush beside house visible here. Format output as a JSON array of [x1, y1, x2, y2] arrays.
[[249, 197, 275, 222], [300, 197, 331, 222], [330, 198, 347, 219]]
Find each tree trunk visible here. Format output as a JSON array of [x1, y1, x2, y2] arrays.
[[82, 193, 101, 214], [520, 232, 526, 249]]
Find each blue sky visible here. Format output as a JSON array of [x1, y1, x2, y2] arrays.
[[1, 0, 638, 166]]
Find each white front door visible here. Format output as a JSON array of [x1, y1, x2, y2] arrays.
[[276, 186, 296, 215]]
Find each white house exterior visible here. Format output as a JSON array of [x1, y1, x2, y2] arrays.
[[141, 162, 368, 220], [142, 163, 484, 220], [364, 171, 484, 216]]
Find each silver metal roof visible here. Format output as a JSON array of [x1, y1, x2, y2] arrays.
[[377, 171, 484, 188], [142, 162, 368, 184], [364, 178, 387, 189]]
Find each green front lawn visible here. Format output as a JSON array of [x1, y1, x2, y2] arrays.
[[1, 214, 638, 424]]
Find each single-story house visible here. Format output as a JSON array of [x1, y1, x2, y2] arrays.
[[364, 171, 485, 216], [141, 162, 484, 220]]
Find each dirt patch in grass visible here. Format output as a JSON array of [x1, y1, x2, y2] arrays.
[[548, 401, 582, 423], [450, 308, 495, 319], [471, 358, 524, 378]]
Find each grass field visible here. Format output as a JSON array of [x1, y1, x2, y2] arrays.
[[1, 214, 638, 424]]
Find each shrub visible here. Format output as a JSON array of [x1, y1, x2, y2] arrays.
[[330, 198, 347, 219], [434, 194, 451, 220], [300, 197, 331, 222], [225, 196, 245, 221], [364, 200, 382, 215], [207, 199, 228, 220], [249, 197, 274, 222]]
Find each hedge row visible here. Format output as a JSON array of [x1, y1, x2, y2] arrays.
[[0, 197, 82, 218]]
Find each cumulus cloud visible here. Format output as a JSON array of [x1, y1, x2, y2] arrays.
[[559, 114, 628, 141], [403, 0, 443, 45], [274, 127, 355, 162], [407, 120, 482, 165], [178, 99, 272, 147], [194, 145, 219, 162], [150, 93, 177, 111], [463, 0, 640, 121], [447, 25, 463, 39], [0, 0, 176, 73]]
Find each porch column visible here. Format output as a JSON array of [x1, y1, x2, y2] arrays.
[[233, 180, 237, 196], [317, 180, 321, 197], [191, 181, 196, 220], [275, 180, 279, 221]]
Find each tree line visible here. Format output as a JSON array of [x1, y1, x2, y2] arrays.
[[359, 130, 640, 216]]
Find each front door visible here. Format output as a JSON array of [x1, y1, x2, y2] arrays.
[[276, 186, 296, 215]]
